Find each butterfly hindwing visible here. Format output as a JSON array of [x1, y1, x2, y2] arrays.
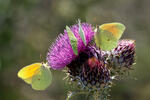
[[31, 65, 52, 90]]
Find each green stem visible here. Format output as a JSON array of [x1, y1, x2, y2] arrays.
[[93, 91, 99, 100], [66, 91, 88, 100]]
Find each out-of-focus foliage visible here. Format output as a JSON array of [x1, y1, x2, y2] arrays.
[[0, 0, 150, 100]]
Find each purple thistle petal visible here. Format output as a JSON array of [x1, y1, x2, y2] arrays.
[[47, 23, 95, 70]]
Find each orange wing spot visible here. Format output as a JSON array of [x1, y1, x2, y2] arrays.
[[101, 24, 119, 37]]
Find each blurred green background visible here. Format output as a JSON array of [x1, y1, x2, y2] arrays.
[[0, 0, 150, 100]]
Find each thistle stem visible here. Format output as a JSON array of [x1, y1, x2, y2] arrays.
[[66, 91, 88, 100]]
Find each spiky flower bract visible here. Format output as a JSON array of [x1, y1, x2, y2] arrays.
[[47, 23, 95, 70], [67, 45, 110, 91], [66, 39, 135, 93], [107, 39, 135, 69]]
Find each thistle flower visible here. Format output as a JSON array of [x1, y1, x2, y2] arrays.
[[46, 21, 136, 100], [67, 45, 110, 90], [47, 23, 95, 70], [18, 20, 136, 100], [107, 39, 135, 69]]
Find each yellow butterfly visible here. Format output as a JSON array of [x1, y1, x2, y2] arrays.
[[94, 22, 126, 51], [18, 63, 52, 90]]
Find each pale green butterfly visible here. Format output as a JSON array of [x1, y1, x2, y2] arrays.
[[66, 20, 87, 55], [18, 63, 52, 90], [78, 19, 86, 45], [94, 22, 126, 51], [66, 26, 78, 55]]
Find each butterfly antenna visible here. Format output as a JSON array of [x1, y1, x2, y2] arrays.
[[40, 53, 45, 64]]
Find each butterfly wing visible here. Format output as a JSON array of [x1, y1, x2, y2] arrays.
[[78, 20, 86, 45], [31, 65, 52, 90], [66, 26, 78, 55], [18, 63, 42, 84], [95, 22, 126, 51]]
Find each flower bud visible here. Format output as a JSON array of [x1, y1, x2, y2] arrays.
[[108, 40, 135, 69]]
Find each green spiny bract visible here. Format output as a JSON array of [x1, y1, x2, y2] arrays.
[[67, 45, 111, 91]]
